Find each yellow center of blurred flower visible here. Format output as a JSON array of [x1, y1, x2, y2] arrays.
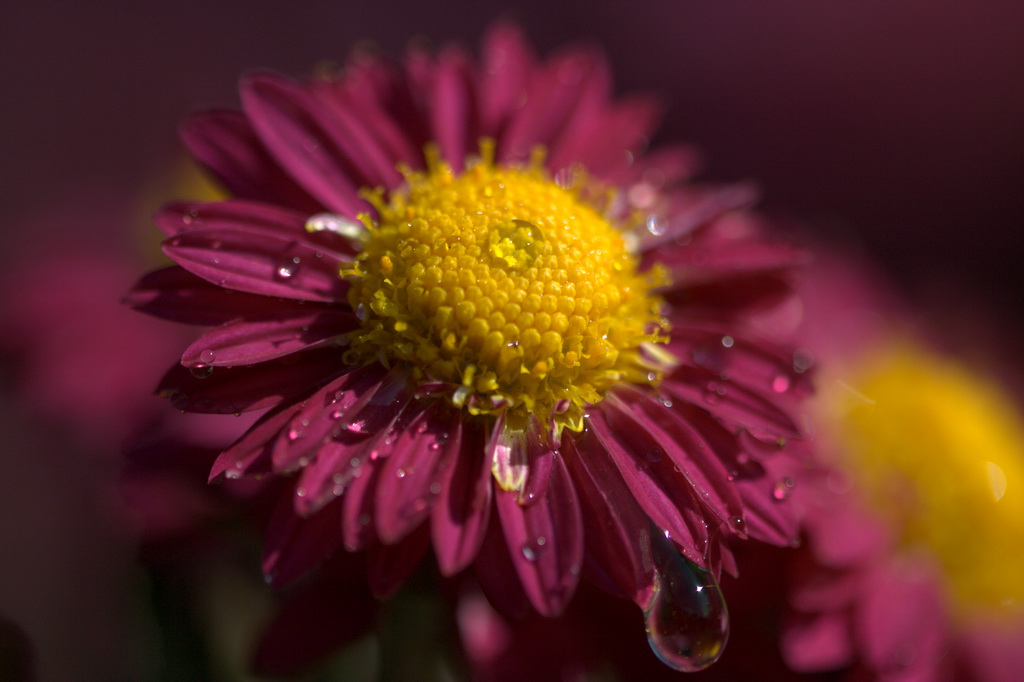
[[825, 341, 1024, 619], [342, 142, 669, 434]]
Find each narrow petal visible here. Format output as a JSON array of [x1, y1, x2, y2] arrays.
[[732, 453, 802, 546], [782, 611, 856, 672], [663, 365, 803, 440], [495, 449, 583, 617], [855, 560, 946, 676], [208, 394, 308, 481], [429, 48, 478, 171], [240, 72, 371, 217], [157, 347, 344, 414], [251, 553, 375, 676], [586, 403, 711, 564], [180, 109, 323, 213], [374, 401, 461, 544], [292, 366, 413, 515], [342, 460, 381, 551], [161, 203, 351, 303], [432, 417, 492, 576], [366, 524, 432, 599], [478, 23, 535, 136], [609, 387, 746, 535], [125, 266, 312, 326], [180, 309, 357, 367], [474, 509, 530, 619], [500, 47, 610, 163], [548, 96, 661, 176], [563, 432, 655, 603], [262, 492, 344, 587], [668, 326, 812, 402], [268, 362, 387, 473]]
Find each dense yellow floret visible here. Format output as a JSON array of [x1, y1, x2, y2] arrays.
[[342, 143, 669, 434]]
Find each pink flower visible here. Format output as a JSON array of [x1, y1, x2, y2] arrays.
[[127, 24, 809, 671], [780, 252, 1024, 681]]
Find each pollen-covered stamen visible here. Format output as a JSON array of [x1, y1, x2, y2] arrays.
[[341, 141, 670, 434]]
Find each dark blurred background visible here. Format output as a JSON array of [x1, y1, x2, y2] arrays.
[[1, 1, 1021, 679]]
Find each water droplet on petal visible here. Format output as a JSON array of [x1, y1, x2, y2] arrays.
[[772, 476, 796, 501], [720, 335, 734, 348], [771, 374, 791, 393], [276, 256, 301, 279], [644, 536, 729, 672], [646, 214, 667, 236], [521, 535, 547, 562], [199, 349, 216, 364], [305, 212, 368, 240]]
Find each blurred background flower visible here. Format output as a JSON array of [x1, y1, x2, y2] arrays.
[[1, 1, 1021, 680]]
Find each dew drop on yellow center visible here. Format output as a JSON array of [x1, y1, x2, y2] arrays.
[[342, 143, 669, 433], [822, 341, 1024, 620]]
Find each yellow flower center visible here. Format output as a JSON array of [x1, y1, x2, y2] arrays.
[[823, 341, 1024, 620], [341, 142, 669, 434]]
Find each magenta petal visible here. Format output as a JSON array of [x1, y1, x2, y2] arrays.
[[495, 450, 583, 617], [251, 553, 375, 677], [240, 72, 370, 217], [374, 401, 460, 545], [430, 48, 478, 171], [587, 403, 711, 564], [208, 395, 307, 481], [474, 509, 530, 619], [855, 560, 946, 675], [342, 461, 380, 551], [562, 432, 654, 603], [500, 47, 609, 163], [663, 366, 802, 441], [668, 326, 813, 403], [180, 109, 323, 214], [366, 523, 432, 599], [549, 95, 660, 176], [292, 367, 413, 515], [664, 272, 795, 322], [161, 214, 350, 303], [181, 309, 357, 367], [271, 362, 389, 473], [432, 418, 492, 576], [732, 454, 801, 546], [262, 492, 344, 587], [610, 387, 746, 533], [478, 23, 534, 136], [782, 611, 856, 672], [158, 347, 343, 414], [126, 266, 313, 326]]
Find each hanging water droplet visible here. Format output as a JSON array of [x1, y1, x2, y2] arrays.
[[276, 256, 301, 279], [772, 476, 796, 501], [189, 364, 214, 379], [646, 214, 667, 236], [644, 534, 729, 672]]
